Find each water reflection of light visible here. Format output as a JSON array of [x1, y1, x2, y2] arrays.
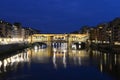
[[70, 50, 88, 57], [7, 58, 11, 63], [63, 53, 66, 68], [69, 50, 88, 66], [53, 48, 57, 52], [0, 61, 2, 67], [100, 63, 103, 72], [3, 59, 7, 72], [63, 49, 67, 53], [0, 50, 30, 73], [32, 47, 50, 63], [78, 57, 81, 65], [118, 55, 120, 64], [52, 48, 67, 69], [0, 61, 2, 73], [34, 48, 38, 53], [72, 50, 77, 54], [114, 54, 117, 65], [53, 52, 57, 69], [97, 52, 120, 74], [34, 45, 38, 50], [1, 45, 119, 76], [34, 45, 46, 53], [104, 53, 107, 65]]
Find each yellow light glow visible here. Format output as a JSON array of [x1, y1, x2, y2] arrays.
[[99, 26, 103, 29], [100, 63, 103, 72]]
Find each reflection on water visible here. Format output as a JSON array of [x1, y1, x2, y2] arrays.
[[90, 50, 120, 80], [0, 45, 120, 80], [0, 50, 30, 73], [53, 47, 67, 69]]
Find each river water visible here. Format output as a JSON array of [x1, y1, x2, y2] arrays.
[[0, 45, 120, 80]]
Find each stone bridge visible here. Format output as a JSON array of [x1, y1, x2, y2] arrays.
[[28, 33, 89, 46]]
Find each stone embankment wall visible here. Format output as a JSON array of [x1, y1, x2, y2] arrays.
[[0, 43, 31, 55], [90, 43, 120, 53]]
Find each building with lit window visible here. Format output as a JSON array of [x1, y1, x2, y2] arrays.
[[0, 20, 12, 38], [12, 23, 22, 38], [0, 20, 7, 37], [110, 18, 120, 43]]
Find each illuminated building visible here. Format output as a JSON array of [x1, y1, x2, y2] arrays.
[[0, 20, 12, 38], [12, 22, 22, 38]]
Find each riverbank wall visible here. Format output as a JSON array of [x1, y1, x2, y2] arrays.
[[0, 43, 32, 56], [90, 43, 120, 54]]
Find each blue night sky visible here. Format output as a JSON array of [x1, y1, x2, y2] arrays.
[[0, 0, 120, 33]]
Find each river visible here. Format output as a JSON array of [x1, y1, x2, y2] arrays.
[[0, 45, 120, 80]]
